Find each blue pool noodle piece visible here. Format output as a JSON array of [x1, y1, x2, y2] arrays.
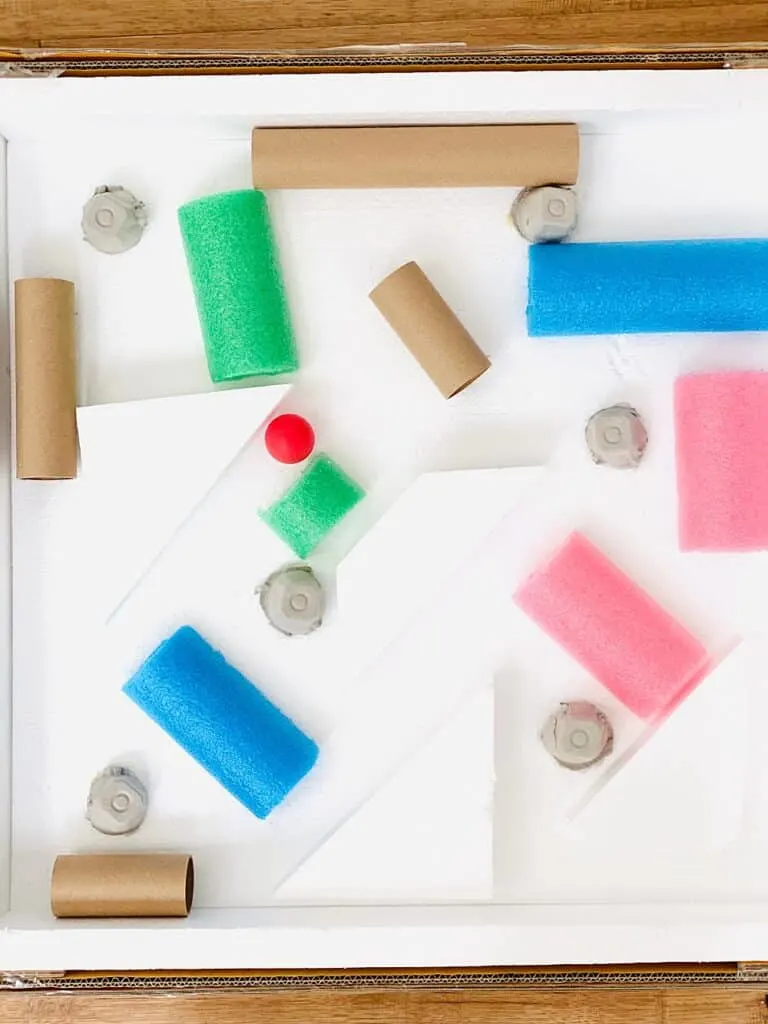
[[527, 239, 768, 337], [123, 626, 319, 819]]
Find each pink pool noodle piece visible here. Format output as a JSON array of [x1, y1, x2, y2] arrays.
[[514, 532, 711, 719], [675, 371, 768, 551]]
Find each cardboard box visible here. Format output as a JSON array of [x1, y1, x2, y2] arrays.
[[3, 66, 768, 975]]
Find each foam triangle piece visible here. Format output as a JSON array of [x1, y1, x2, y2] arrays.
[[277, 685, 494, 900], [336, 466, 543, 675], [575, 641, 753, 858], [106, 463, 506, 898], [77, 385, 288, 616]]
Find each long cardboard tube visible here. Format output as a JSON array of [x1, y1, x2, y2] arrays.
[[252, 124, 579, 189], [370, 261, 490, 399], [15, 278, 77, 480], [51, 854, 194, 919]]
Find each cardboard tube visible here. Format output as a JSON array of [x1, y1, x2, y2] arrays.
[[252, 124, 579, 189], [15, 278, 77, 480], [370, 262, 490, 399], [51, 854, 194, 919]]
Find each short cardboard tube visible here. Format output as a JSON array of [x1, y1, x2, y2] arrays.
[[370, 261, 491, 399], [15, 278, 77, 480], [51, 854, 194, 919]]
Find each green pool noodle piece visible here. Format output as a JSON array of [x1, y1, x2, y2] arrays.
[[261, 454, 366, 558], [178, 189, 298, 383]]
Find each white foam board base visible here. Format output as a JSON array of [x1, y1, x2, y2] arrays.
[[4, 69, 768, 968]]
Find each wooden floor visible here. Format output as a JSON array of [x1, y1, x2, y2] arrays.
[[1, 0, 768, 56]]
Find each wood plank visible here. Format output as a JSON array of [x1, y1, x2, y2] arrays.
[[3, 0, 768, 54]]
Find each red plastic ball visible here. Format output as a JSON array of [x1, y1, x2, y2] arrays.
[[265, 414, 316, 465]]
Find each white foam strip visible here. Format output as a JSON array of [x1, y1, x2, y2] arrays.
[[76, 384, 288, 617]]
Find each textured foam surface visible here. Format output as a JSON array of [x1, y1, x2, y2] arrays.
[[178, 189, 298, 383], [675, 371, 768, 551], [123, 626, 319, 819], [527, 239, 768, 336], [261, 453, 365, 558], [514, 532, 711, 719]]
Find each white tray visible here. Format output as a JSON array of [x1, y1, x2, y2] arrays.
[[3, 69, 768, 971]]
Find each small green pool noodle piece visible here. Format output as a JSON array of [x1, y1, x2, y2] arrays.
[[178, 189, 299, 384], [261, 454, 366, 558]]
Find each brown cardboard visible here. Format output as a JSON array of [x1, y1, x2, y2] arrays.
[[14, 278, 77, 480], [369, 261, 490, 399], [51, 854, 194, 919], [252, 124, 579, 189], [0, 51, 751, 77]]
